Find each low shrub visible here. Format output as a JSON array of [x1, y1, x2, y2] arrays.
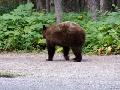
[[0, 3, 55, 52], [0, 3, 119, 55]]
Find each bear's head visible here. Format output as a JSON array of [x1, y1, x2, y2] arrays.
[[43, 25, 47, 38]]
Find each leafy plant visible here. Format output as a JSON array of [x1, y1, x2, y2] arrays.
[[0, 3, 55, 52], [84, 11, 120, 54], [0, 3, 119, 55]]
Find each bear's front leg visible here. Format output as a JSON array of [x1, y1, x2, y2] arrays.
[[47, 44, 55, 61]]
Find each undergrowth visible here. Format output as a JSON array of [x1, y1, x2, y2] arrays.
[[0, 3, 119, 55]]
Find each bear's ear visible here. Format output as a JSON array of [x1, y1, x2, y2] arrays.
[[43, 25, 47, 31]]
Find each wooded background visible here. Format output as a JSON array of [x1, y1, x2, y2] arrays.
[[0, 0, 119, 54], [0, 0, 120, 13], [0, 0, 120, 22]]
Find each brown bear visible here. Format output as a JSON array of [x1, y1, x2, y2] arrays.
[[43, 21, 85, 62]]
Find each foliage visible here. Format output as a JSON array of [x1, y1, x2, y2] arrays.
[[0, 3, 55, 52], [0, 70, 23, 78], [0, 3, 119, 55], [62, 12, 120, 55], [84, 11, 120, 55], [0, 0, 19, 15], [62, 12, 91, 27]]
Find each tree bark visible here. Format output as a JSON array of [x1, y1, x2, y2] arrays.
[[36, 0, 42, 11], [87, 0, 98, 20], [16, 0, 22, 4], [96, 0, 100, 10], [117, 0, 120, 8], [46, 0, 51, 12], [54, 0, 62, 23], [80, 0, 87, 11], [62, 0, 81, 12], [111, 0, 117, 11], [19, 0, 26, 4], [27, 0, 31, 3], [91, 0, 97, 20], [100, 0, 112, 12]]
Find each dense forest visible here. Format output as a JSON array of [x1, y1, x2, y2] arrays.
[[0, 0, 120, 55], [1, 0, 120, 20], [1, 0, 120, 14]]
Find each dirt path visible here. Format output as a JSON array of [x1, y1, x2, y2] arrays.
[[0, 53, 120, 90]]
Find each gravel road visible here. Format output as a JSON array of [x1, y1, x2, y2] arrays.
[[0, 53, 120, 90]]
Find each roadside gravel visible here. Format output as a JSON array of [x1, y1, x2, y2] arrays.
[[0, 53, 120, 90]]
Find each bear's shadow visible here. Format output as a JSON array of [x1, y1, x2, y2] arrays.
[[52, 59, 89, 62]]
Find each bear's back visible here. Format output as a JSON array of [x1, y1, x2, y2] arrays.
[[45, 21, 85, 46]]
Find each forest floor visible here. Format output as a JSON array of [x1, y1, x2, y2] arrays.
[[0, 53, 120, 90]]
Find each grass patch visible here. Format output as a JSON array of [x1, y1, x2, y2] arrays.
[[0, 71, 23, 78]]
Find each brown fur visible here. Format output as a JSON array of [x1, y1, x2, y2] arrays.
[[43, 21, 85, 62]]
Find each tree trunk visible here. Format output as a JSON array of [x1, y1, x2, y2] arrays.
[[62, 0, 69, 12], [36, 0, 42, 11], [27, 0, 31, 3], [62, 0, 81, 12], [96, 0, 100, 10], [117, 0, 120, 8], [111, 0, 117, 11], [91, 0, 97, 20], [16, 0, 22, 4], [100, 0, 112, 12], [19, 0, 26, 4], [54, 0, 62, 23], [46, 0, 51, 12], [72, 0, 80, 12], [41, 0, 46, 10], [87, 0, 98, 20], [92, 0, 97, 20], [80, 0, 88, 11]]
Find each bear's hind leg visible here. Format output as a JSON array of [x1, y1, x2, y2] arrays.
[[71, 47, 82, 62], [63, 46, 70, 60], [47, 44, 55, 61]]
